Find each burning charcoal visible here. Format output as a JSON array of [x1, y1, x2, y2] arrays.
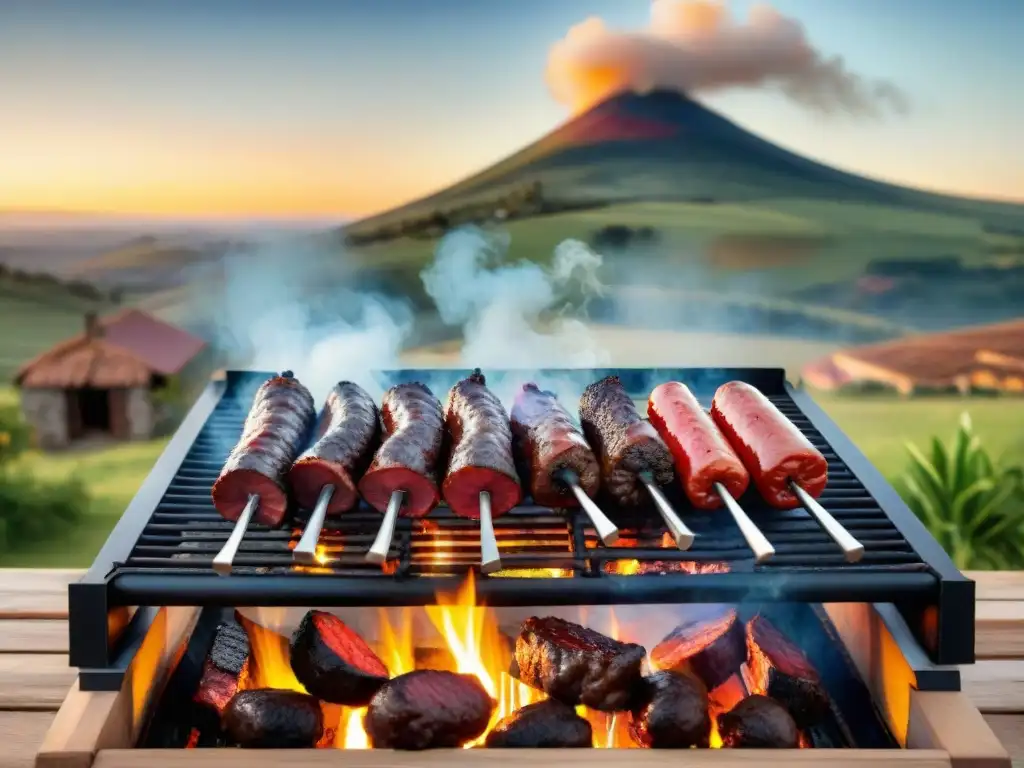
[[289, 610, 389, 706], [649, 606, 745, 691], [221, 689, 323, 748], [485, 699, 593, 748], [716, 694, 799, 749], [514, 616, 646, 712], [193, 618, 251, 713], [744, 615, 830, 729], [364, 670, 495, 750], [628, 671, 711, 749]]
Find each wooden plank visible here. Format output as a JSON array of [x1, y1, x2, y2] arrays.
[[0, 621, 67, 654], [0, 570, 81, 619], [0, 655, 76, 711], [0, 711, 54, 768], [908, 691, 1012, 768], [984, 715, 1024, 764], [92, 750, 953, 768], [962, 660, 1024, 714], [967, 572, 1024, 602], [977, 601, 1024, 659]]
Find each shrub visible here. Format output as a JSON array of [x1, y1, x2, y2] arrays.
[[0, 468, 87, 552], [0, 403, 32, 465], [898, 412, 1024, 570]]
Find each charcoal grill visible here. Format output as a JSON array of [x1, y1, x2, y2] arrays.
[[69, 367, 975, 691]]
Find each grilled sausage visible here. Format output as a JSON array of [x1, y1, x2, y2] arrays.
[[212, 371, 316, 527], [579, 376, 673, 508], [710, 381, 827, 509], [359, 382, 445, 519], [648, 382, 749, 510], [442, 369, 522, 519], [510, 382, 600, 508], [289, 381, 380, 514]]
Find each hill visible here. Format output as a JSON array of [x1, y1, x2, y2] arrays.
[[346, 89, 1024, 239]]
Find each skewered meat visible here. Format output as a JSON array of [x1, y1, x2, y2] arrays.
[[485, 699, 593, 748], [514, 615, 646, 712], [212, 371, 316, 527], [716, 694, 799, 749], [648, 382, 749, 510], [193, 617, 251, 714], [744, 615, 830, 728], [221, 689, 323, 748], [579, 375, 673, 508], [289, 610, 389, 706], [364, 670, 495, 750], [442, 369, 522, 519], [289, 381, 380, 514], [359, 382, 445, 518], [510, 383, 600, 508], [711, 381, 827, 509], [628, 671, 711, 749], [649, 606, 746, 691]]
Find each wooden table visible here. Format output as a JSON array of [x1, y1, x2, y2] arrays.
[[1, 570, 1021, 768]]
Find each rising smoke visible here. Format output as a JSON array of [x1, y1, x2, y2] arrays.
[[546, 0, 909, 118]]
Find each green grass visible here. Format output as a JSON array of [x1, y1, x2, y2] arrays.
[[1, 379, 1022, 568]]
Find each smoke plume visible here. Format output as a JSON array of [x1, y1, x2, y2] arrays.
[[546, 0, 909, 118]]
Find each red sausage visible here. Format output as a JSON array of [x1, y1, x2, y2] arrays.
[[648, 382, 749, 510], [710, 381, 827, 509]]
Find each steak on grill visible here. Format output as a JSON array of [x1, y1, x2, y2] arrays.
[[442, 369, 522, 519], [221, 689, 323, 748], [649, 606, 746, 691], [743, 615, 830, 729], [510, 382, 600, 508], [514, 615, 646, 712], [628, 671, 711, 749], [289, 610, 390, 706], [193, 617, 251, 714], [364, 670, 495, 750], [485, 699, 593, 748], [579, 375, 673, 508], [359, 381, 445, 519], [212, 371, 316, 527], [289, 381, 380, 514], [716, 694, 799, 749]]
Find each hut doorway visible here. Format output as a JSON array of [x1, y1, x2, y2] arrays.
[[77, 388, 111, 432]]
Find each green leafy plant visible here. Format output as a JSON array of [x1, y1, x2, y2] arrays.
[[899, 412, 1024, 570]]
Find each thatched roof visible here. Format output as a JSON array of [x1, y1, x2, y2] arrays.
[[15, 308, 206, 389]]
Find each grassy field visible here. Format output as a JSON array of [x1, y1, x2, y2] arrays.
[[0, 382, 1021, 568]]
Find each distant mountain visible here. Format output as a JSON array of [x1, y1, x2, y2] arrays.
[[347, 89, 1024, 235]]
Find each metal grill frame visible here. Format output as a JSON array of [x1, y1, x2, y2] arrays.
[[68, 367, 975, 689]]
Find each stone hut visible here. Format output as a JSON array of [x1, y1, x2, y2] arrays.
[[13, 309, 208, 450]]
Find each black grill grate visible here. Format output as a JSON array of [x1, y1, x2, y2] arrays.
[[119, 368, 930, 589]]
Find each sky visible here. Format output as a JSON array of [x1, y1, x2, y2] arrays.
[[1, 0, 1022, 218]]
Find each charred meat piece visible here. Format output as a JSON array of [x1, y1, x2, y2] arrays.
[[510, 383, 600, 509], [212, 371, 316, 527], [289, 610, 389, 706], [648, 382, 749, 510], [650, 606, 746, 691], [711, 381, 828, 509], [716, 694, 799, 749], [193, 618, 251, 714], [514, 616, 646, 712], [486, 699, 592, 748], [579, 376, 673, 508], [744, 615, 830, 728], [364, 670, 495, 750], [628, 671, 711, 749], [289, 381, 380, 514], [442, 369, 522, 519], [221, 689, 323, 748], [359, 382, 445, 519]]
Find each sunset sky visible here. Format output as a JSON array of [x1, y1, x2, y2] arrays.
[[2, 0, 1022, 218]]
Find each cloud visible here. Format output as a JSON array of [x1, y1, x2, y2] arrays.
[[545, 0, 910, 118]]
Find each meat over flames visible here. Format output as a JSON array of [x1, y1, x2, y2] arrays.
[[177, 577, 829, 750]]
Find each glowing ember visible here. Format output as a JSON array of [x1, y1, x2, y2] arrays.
[[707, 674, 747, 748]]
